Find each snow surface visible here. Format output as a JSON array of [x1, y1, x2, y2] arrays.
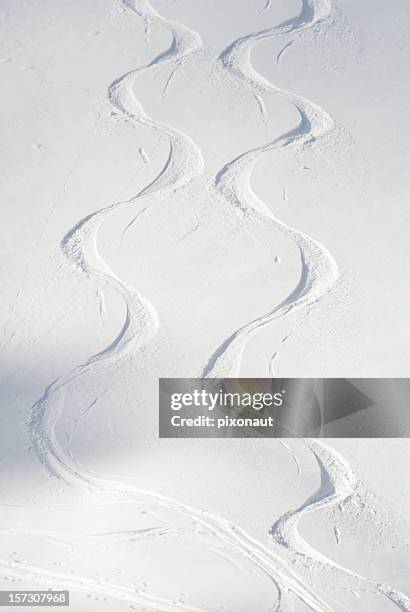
[[1, 0, 409, 610]]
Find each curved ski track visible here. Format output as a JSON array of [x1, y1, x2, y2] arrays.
[[272, 439, 410, 611], [198, 0, 410, 608], [29, 0, 205, 477], [3, 1, 408, 611], [201, 0, 338, 378]]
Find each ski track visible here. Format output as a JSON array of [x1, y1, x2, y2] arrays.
[[270, 439, 410, 611], [201, 0, 339, 379], [28, 0, 205, 480], [0, 559, 210, 612], [197, 0, 408, 609], [3, 1, 408, 611], [26, 382, 335, 611], [7, 1, 207, 610]]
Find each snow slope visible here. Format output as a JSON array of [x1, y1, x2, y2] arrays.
[[1, 0, 409, 610]]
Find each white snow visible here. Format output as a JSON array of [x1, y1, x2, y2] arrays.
[[1, 0, 409, 610]]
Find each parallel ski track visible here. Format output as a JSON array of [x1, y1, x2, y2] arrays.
[[23, 6, 348, 611], [6, 2, 408, 611]]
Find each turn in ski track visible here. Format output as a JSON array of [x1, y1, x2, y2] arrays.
[[201, 0, 339, 379], [0, 1, 408, 611]]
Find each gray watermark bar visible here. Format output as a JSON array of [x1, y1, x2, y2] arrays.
[[159, 378, 410, 438], [0, 591, 69, 606]]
